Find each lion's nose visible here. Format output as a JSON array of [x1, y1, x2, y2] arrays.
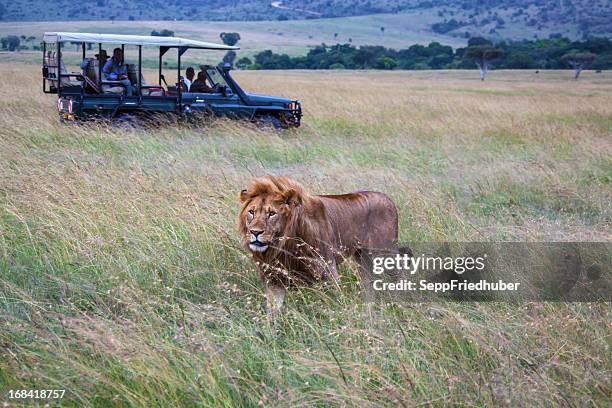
[[250, 229, 264, 238]]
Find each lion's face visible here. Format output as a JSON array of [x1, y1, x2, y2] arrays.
[[238, 176, 303, 256], [240, 194, 288, 254]]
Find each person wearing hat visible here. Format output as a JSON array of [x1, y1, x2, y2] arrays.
[[80, 49, 108, 70]]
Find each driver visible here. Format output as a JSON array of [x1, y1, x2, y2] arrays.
[[190, 71, 215, 93]]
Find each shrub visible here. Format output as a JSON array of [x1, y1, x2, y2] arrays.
[[505, 53, 537, 69], [432, 19, 466, 34], [236, 57, 252, 69], [2, 35, 20, 51], [374, 56, 397, 70]]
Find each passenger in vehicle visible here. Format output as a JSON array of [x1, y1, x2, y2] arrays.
[[103, 48, 133, 96], [190, 71, 214, 93], [80, 49, 108, 70], [181, 67, 195, 91]]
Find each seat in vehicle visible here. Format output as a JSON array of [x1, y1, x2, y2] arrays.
[[127, 64, 164, 96], [80, 58, 101, 93], [45, 52, 81, 89], [84, 59, 125, 94]]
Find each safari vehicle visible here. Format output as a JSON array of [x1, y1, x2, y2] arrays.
[[42, 32, 302, 128]]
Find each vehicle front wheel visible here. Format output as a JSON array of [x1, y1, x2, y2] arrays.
[[257, 114, 284, 130]]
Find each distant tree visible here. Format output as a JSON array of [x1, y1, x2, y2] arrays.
[[432, 19, 465, 34], [464, 44, 503, 80], [581, 37, 612, 54], [348, 37, 352, 43], [505, 52, 536, 69], [0, 37, 7, 49], [236, 57, 252, 69], [591, 52, 612, 71], [219, 32, 240, 47], [561, 50, 596, 79], [334, 33, 338, 39], [5, 35, 20, 51], [375, 56, 397, 69], [255, 49, 292, 69], [355, 47, 377, 68], [219, 33, 240, 68], [380, 26, 385, 33]]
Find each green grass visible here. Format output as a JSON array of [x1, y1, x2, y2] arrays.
[[0, 66, 611, 406]]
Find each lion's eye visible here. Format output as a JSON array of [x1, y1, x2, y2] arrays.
[[248, 209, 254, 215], [268, 211, 276, 218]]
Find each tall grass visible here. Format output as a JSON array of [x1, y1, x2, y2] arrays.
[[1, 66, 611, 406]]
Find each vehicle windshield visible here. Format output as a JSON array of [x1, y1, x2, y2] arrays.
[[205, 68, 229, 88]]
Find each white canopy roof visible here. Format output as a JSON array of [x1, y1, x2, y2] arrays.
[[43, 32, 239, 50]]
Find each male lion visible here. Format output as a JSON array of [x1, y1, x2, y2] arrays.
[[238, 175, 398, 318]]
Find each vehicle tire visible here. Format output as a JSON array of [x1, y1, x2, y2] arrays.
[[113, 113, 143, 129], [257, 114, 284, 130]]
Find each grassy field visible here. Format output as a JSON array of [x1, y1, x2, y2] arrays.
[[0, 14, 466, 63], [0, 14, 462, 69], [0, 65, 611, 406]]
